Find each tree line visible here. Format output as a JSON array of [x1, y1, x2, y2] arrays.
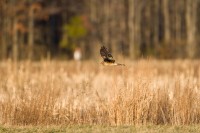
[[0, 0, 200, 61]]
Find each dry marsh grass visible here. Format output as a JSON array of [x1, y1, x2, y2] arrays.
[[0, 60, 200, 126]]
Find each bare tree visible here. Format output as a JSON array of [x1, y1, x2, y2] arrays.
[[186, 0, 197, 58], [13, 17, 18, 62], [102, 0, 110, 47], [1, 2, 6, 60], [89, 0, 99, 60], [128, 0, 135, 59], [163, 0, 170, 42], [153, 0, 159, 46], [28, 5, 34, 60]]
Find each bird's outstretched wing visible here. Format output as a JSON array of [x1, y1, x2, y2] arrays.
[[100, 46, 115, 63]]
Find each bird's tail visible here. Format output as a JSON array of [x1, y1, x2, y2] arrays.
[[117, 63, 125, 66]]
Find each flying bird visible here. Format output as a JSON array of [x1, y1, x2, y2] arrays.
[[100, 46, 125, 66]]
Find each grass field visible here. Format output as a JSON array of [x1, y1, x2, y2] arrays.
[[0, 60, 200, 129], [1, 125, 200, 133]]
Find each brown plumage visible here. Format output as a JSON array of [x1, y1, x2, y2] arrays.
[[100, 46, 125, 66]]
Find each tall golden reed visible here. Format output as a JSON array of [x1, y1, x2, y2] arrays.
[[0, 60, 199, 126]]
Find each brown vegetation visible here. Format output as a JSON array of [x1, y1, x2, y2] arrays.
[[1, 0, 200, 60], [0, 60, 200, 126]]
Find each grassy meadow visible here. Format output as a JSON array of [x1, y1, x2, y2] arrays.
[[0, 60, 200, 131]]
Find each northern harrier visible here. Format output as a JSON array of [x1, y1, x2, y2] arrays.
[[100, 46, 125, 66]]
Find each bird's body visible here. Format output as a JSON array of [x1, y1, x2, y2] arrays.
[[100, 46, 125, 66]]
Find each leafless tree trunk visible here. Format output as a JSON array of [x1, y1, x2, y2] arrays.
[[1, 18, 7, 60], [110, 0, 118, 58], [144, 1, 152, 52], [102, 0, 110, 47], [175, 1, 183, 41], [128, 0, 135, 59], [89, 0, 99, 60], [186, 0, 197, 58], [13, 17, 18, 62], [1, 1, 7, 60], [163, 0, 170, 42], [28, 6, 34, 60], [118, 0, 127, 57], [135, 0, 142, 57], [153, 0, 159, 46]]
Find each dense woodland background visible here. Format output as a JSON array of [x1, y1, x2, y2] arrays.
[[0, 0, 200, 61]]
